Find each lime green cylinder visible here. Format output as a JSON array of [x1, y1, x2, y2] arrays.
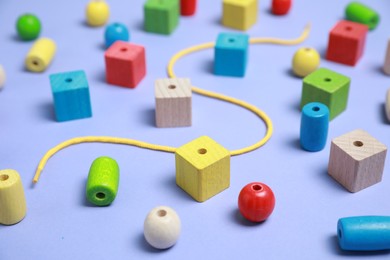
[[86, 156, 119, 206], [345, 2, 379, 30]]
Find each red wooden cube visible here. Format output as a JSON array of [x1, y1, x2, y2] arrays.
[[104, 41, 146, 88], [180, 0, 197, 16], [326, 20, 368, 66]]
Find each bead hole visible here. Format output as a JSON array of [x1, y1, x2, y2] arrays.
[[312, 106, 320, 112], [157, 209, 167, 217], [96, 192, 106, 199], [338, 229, 342, 239], [168, 85, 176, 89], [65, 78, 73, 83], [353, 141, 363, 147], [32, 60, 39, 66], [324, 78, 332, 82], [0, 174, 9, 181], [345, 26, 352, 31], [198, 148, 207, 155], [252, 184, 263, 191], [120, 48, 127, 52], [304, 48, 312, 51]]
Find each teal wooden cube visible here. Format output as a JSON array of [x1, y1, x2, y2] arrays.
[[300, 68, 350, 120], [214, 32, 249, 77], [144, 0, 179, 35], [50, 70, 92, 122]]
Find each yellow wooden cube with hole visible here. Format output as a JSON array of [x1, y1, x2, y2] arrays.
[[175, 136, 230, 202], [222, 0, 258, 31]]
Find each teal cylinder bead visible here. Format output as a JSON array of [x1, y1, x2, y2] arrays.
[[338, 216, 390, 251], [86, 156, 119, 206], [300, 102, 329, 152], [345, 2, 379, 30]]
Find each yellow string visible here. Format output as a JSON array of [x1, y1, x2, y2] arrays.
[[32, 24, 311, 184]]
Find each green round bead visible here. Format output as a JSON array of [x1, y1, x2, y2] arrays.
[[86, 156, 120, 206], [345, 2, 379, 30], [16, 14, 41, 41]]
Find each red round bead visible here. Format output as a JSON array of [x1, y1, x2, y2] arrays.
[[238, 182, 275, 222], [272, 0, 292, 15]]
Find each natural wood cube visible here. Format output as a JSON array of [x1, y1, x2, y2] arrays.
[[328, 129, 387, 192], [155, 78, 192, 128], [175, 136, 230, 202]]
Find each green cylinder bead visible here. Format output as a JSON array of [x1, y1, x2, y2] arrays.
[[86, 156, 119, 206], [345, 2, 379, 30], [16, 14, 41, 41]]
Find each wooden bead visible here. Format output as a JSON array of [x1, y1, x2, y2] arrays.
[[25, 38, 56, 72], [86, 0, 110, 27], [104, 23, 129, 48], [345, 2, 379, 31], [50, 70, 92, 122], [16, 13, 41, 41], [383, 39, 390, 75], [326, 20, 368, 66], [272, 0, 292, 15], [0, 169, 27, 225], [386, 89, 390, 122], [292, 47, 320, 77], [300, 68, 350, 121], [86, 157, 119, 206], [328, 129, 387, 193], [222, 0, 258, 31], [175, 136, 230, 202], [144, 206, 181, 249], [155, 78, 192, 128], [0, 65, 5, 90], [144, 0, 180, 35], [104, 41, 146, 88], [180, 0, 197, 16]]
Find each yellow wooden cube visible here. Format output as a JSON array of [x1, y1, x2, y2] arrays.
[[222, 0, 258, 31], [175, 136, 230, 202]]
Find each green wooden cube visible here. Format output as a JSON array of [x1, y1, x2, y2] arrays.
[[144, 0, 179, 35], [300, 68, 350, 120]]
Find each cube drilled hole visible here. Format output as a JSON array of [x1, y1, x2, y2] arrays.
[[0, 174, 9, 181], [168, 84, 176, 90], [198, 148, 207, 155], [252, 184, 263, 191], [353, 141, 364, 147], [65, 78, 73, 83], [228, 38, 235, 43], [157, 209, 167, 217], [312, 106, 320, 112], [120, 47, 127, 52], [324, 78, 332, 82], [345, 26, 352, 31], [96, 192, 106, 200]]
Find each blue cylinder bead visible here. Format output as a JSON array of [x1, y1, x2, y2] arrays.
[[338, 216, 390, 251], [104, 22, 130, 48], [300, 102, 329, 152]]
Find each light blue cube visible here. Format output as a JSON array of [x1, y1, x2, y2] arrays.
[[50, 70, 92, 122], [214, 32, 249, 77]]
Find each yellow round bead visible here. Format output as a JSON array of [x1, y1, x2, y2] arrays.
[[86, 0, 110, 27], [292, 47, 320, 77]]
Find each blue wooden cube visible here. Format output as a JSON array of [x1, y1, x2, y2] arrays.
[[214, 32, 249, 77], [50, 70, 92, 122]]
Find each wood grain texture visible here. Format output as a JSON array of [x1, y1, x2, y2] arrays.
[[386, 89, 390, 122], [383, 39, 390, 75], [155, 78, 191, 128], [328, 129, 387, 192], [0, 169, 27, 225], [175, 136, 230, 202]]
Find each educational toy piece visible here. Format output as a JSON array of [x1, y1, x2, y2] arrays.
[[222, 0, 258, 31], [16, 13, 41, 41], [105, 23, 129, 48], [338, 216, 390, 251], [214, 33, 249, 77], [300, 68, 350, 121], [238, 182, 275, 222], [345, 2, 379, 31], [326, 20, 368, 66], [386, 89, 390, 122], [86, 0, 110, 27], [0, 169, 27, 225], [272, 0, 292, 15], [0, 65, 5, 90], [25, 38, 56, 72], [180, 0, 197, 16], [292, 47, 320, 77], [105, 41, 146, 88], [144, 0, 179, 35], [175, 136, 230, 202], [383, 39, 390, 76], [144, 206, 181, 249], [155, 78, 192, 128], [50, 70, 92, 122], [328, 129, 387, 193], [300, 102, 329, 152], [86, 156, 119, 206]]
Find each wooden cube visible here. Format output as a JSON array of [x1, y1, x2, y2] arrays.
[[144, 0, 179, 35], [50, 70, 92, 122], [155, 78, 192, 128], [328, 129, 387, 192], [222, 0, 258, 31], [386, 89, 390, 122], [105, 41, 146, 88], [175, 136, 230, 202], [326, 20, 368, 66], [300, 68, 350, 121]]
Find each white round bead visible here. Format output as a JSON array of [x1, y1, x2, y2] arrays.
[[0, 65, 5, 89], [144, 206, 181, 249]]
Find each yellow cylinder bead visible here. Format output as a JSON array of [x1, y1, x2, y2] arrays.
[[0, 169, 27, 225], [292, 47, 321, 77], [86, 0, 110, 27], [25, 38, 56, 72]]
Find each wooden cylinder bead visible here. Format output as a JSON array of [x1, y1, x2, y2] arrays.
[[345, 2, 379, 30], [144, 206, 181, 249], [25, 38, 56, 72], [0, 169, 27, 225], [300, 102, 329, 152], [180, 0, 197, 16], [272, 0, 292, 15], [383, 39, 390, 76], [386, 89, 390, 122], [86, 156, 119, 206], [0, 65, 5, 90], [338, 216, 390, 251], [86, 0, 110, 27]]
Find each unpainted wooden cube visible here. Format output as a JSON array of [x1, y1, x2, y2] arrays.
[[175, 136, 230, 202], [328, 129, 387, 192]]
